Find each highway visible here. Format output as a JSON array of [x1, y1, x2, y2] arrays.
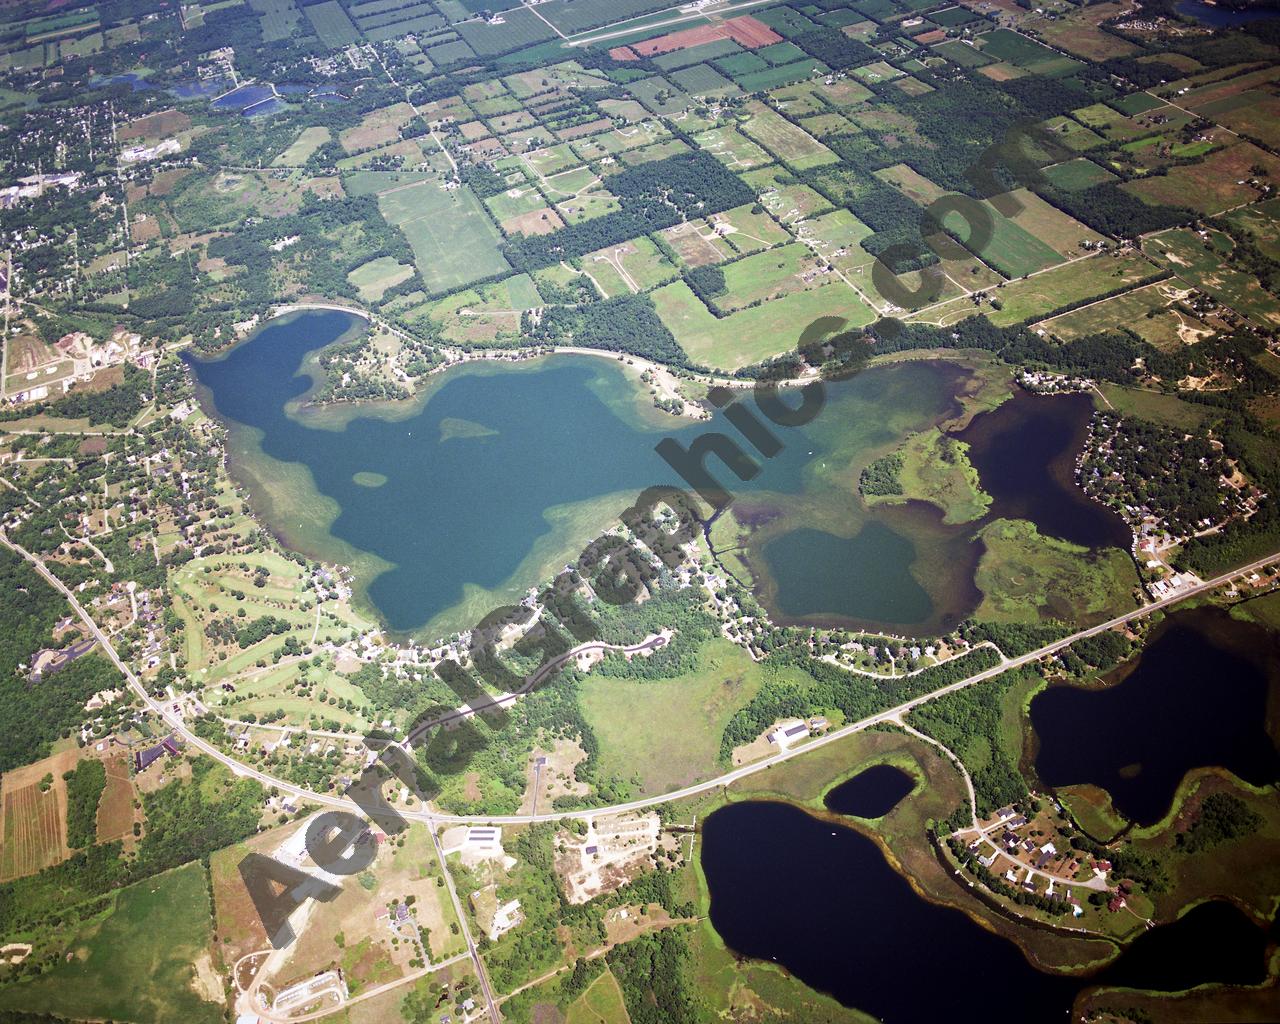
[[4, 529, 1276, 829]]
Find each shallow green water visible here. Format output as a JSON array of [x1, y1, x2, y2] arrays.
[[188, 311, 990, 637]]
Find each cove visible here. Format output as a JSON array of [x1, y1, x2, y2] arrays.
[[823, 763, 915, 817], [955, 389, 1131, 551], [187, 311, 1012, 637], [701, 800, 1272, 1020], [1031, 607, 1280, 825]]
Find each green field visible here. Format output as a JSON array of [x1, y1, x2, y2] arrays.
[[378, 180, 511, 294], [736, 103, 838, 170], [651, 279, 875, 371], [0, 863, 221, 1024], [941, 202, 1064, 279], [303, 0, 359, 46], [579, 638, 773, 797], [974, 519, 1137, 625], [273, 125, 330, 166], [348, 256, 415, 302], [1042, 157, 1117, 191], [947, 250, 1157, 328], [1143, 228, 1280, 329]]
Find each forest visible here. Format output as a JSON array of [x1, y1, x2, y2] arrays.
[[0, 552, 122, 773], [907, 674, 1028, 816]]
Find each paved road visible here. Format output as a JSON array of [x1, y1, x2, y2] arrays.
[[5, 527, 1275, 830]]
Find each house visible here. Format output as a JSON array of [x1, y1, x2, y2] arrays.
[[808, 716, 828, 732]]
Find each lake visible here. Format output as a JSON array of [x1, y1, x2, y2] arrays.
[[701, 800, 1272, 1019], [1176, 0, 1280, 26], [823, 763, 915, 817], [1031, 607, 1280, 825], [189, 312, 1132, 639], [955, 389, 1131, 551], [190, 313, 993, 637]]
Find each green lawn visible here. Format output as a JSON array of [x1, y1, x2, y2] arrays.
[[0, 863, 221, 1024]]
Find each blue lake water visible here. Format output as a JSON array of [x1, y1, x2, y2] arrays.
[[188, 311, 1008, 637]]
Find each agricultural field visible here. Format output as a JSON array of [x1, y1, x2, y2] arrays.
[[707, 202, 794, 255], [0, 748, 77, 882], [997, 188, 1105, 258], [581, 236, 677, 298], [249, 0, 301, 42], [0, 863, 222, 1024], [1041, 157, 1117, 191], [302, 0, 359, 47], [980, 250, 1157, 327], [1223, 197, 1280, 261], [1143, 228, 1280, 329], [1033, 280, 1210, 350], [712, 243, 826, 312], [274, 125, 330, 166], [874, 163, 949, 206], [348, 256, 415, 302], [735, 101, 839, 170], [377, 180, 511, 294], [651, 278, 875, 370], [691, 125, 772, 171], [940, 199, 1064, 278], [1123, 142, 1280, 215]]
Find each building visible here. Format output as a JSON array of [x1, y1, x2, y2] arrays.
[[768, 721, 810, 746]]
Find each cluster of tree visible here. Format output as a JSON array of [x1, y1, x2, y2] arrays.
[[62, 759, 107, 850], [1060, 629, 1135, 675], [0, 553, 125, 774], [502, 152, 754, 271], [132, 758, 264, 877], [1036, 181, 1191, 239], [1177, 793, 1262, 855], [720, 646, 1003, 762], [607, 928, 697, 1024], [793, 28, 878, 69], [1081, 413, 1242, 536], [859, 452, 905, 497], [959, 620, 1070, 658], [234, 614, 293, 649], [524, 294, 695, 368], [683, 265, 727, 311], [908, 673, 1029, 815]]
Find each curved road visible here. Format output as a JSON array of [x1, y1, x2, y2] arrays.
[[5, 528, 1275, 828]]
